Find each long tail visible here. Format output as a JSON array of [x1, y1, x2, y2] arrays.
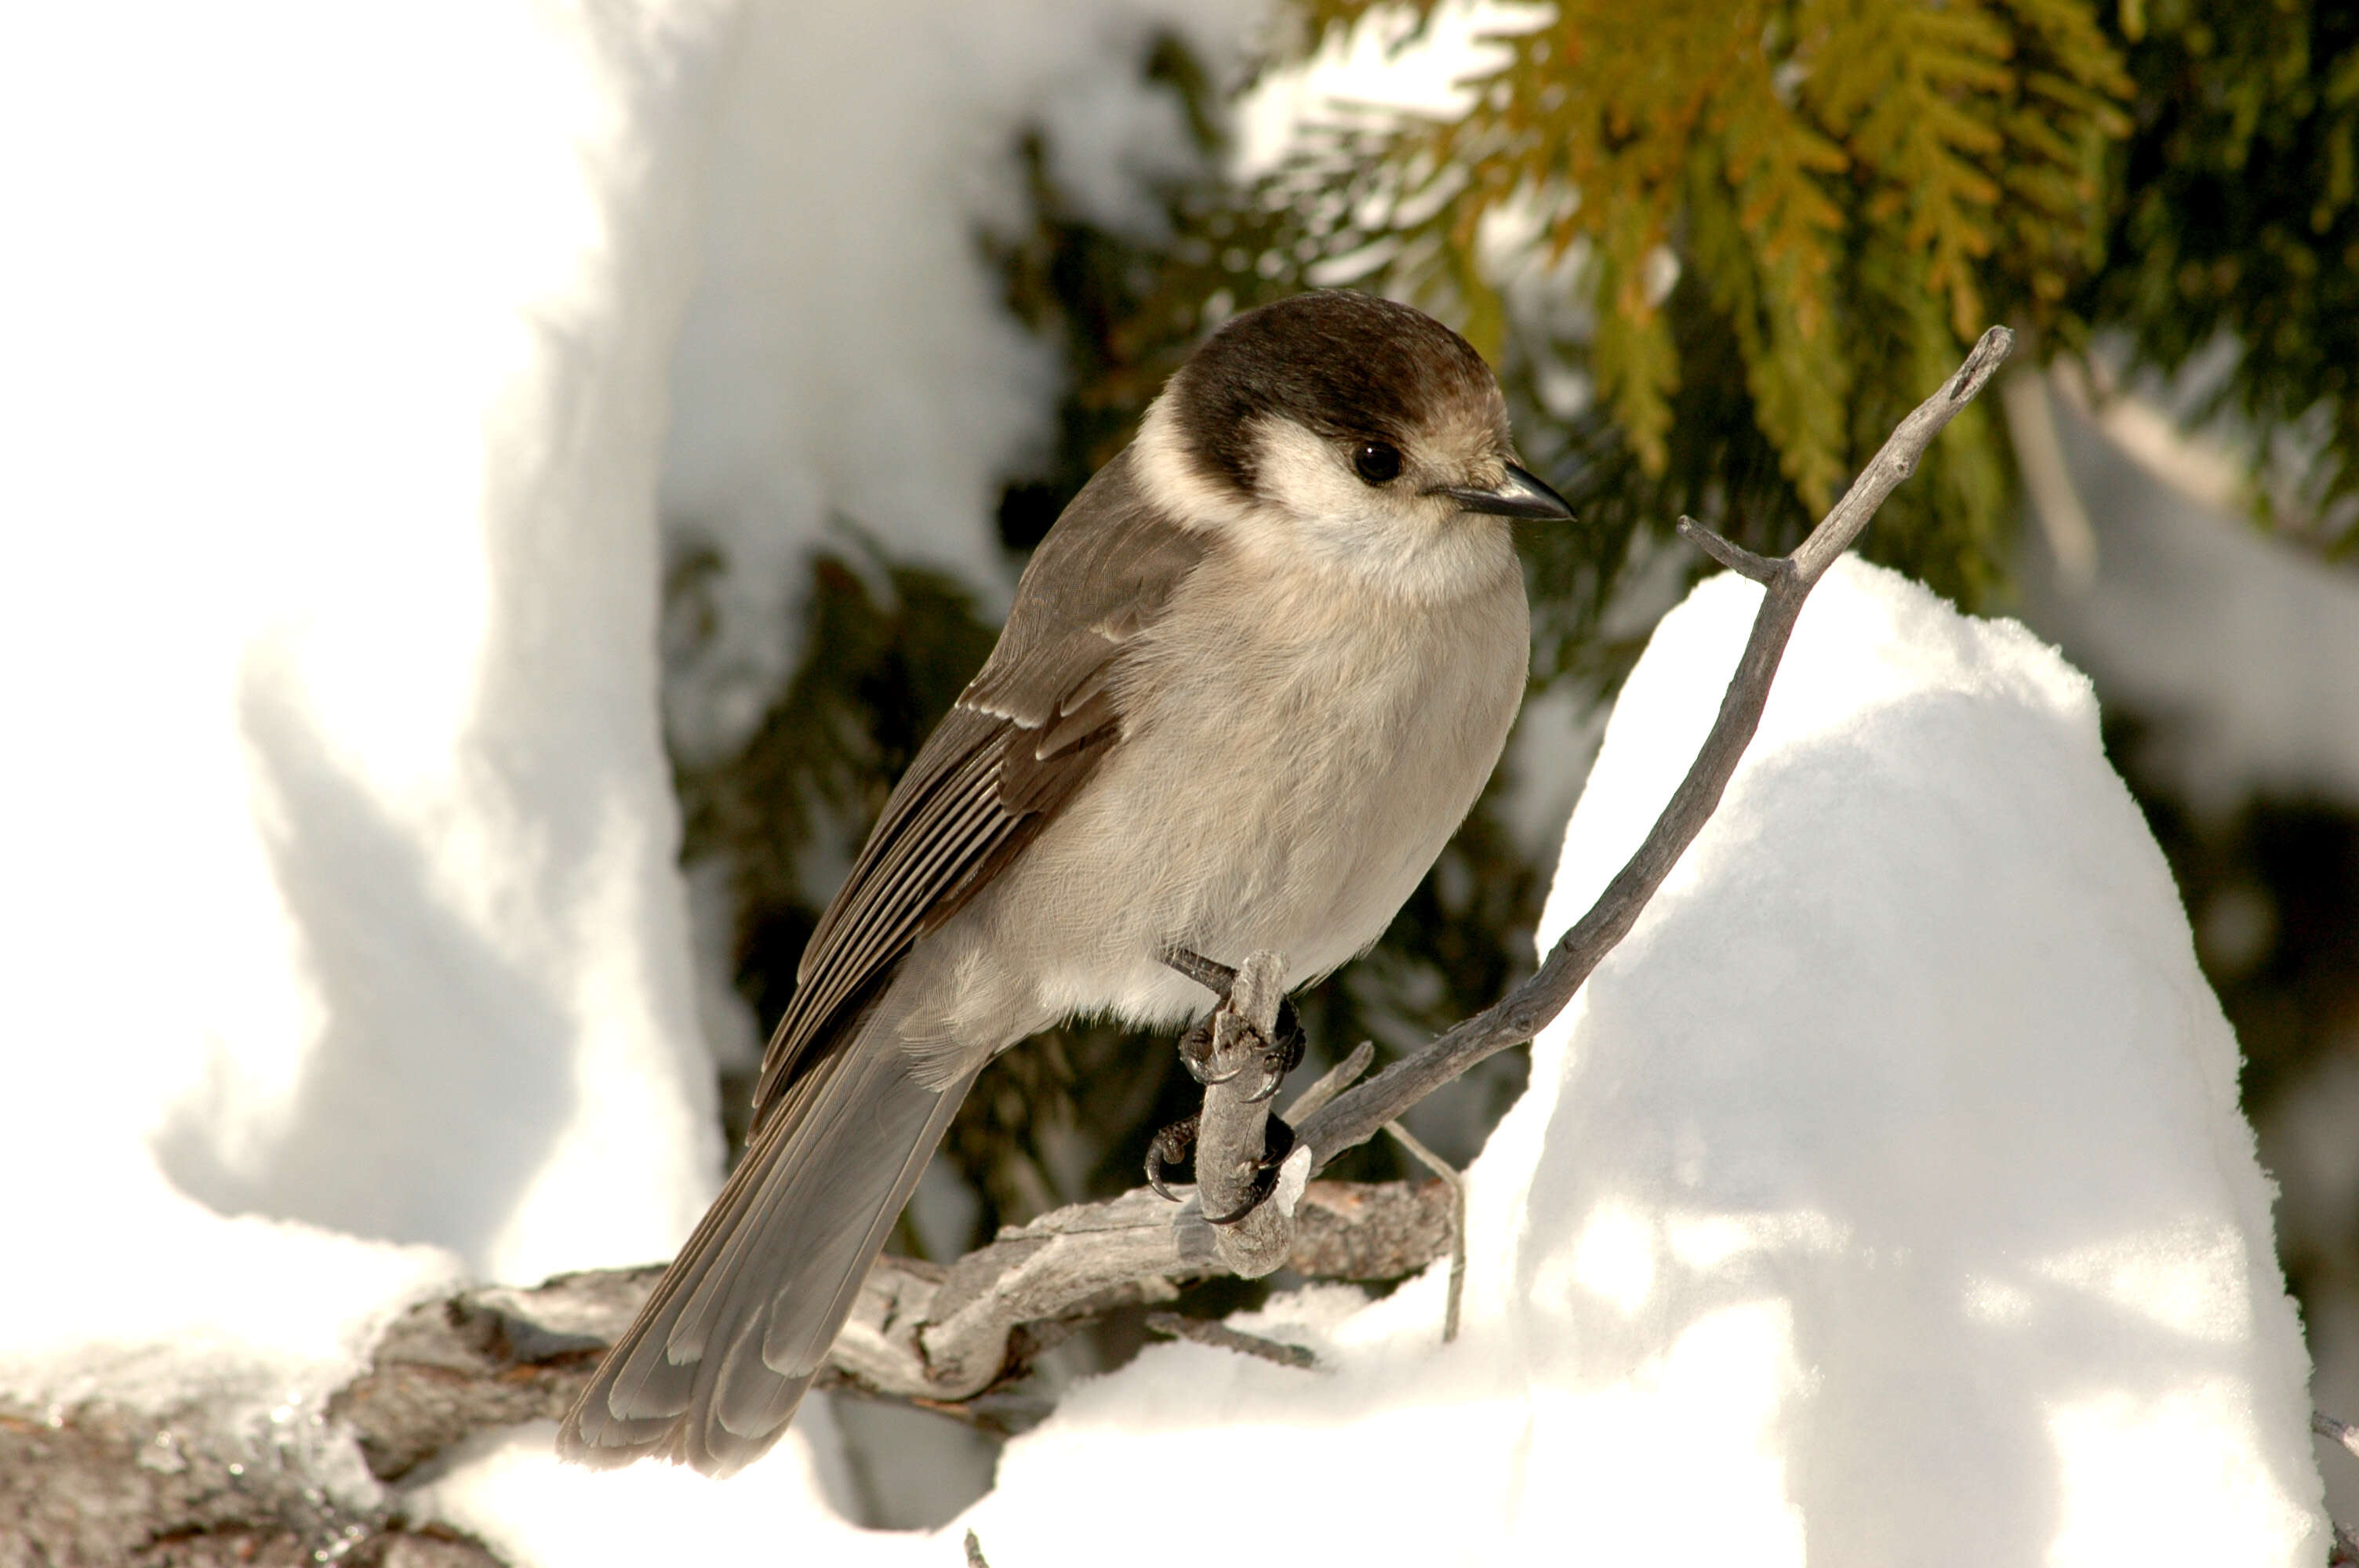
[[559, 1006, 976, 1477]]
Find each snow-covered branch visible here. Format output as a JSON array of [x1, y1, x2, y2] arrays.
[[0, 1179, 1452, 1561]]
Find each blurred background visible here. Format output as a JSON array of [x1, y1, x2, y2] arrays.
[[6, 0, 2357, 1534]]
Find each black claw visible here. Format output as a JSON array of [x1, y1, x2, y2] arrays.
[[1274, 997, 1307, 1074], [1234, 999, 1307, 1103], [1178, 1016, 1247, 1087], [1145, 1114, 1199, 1202], [1200, 1116, 1297, 1227], [1179, 996, 1307, 1099]]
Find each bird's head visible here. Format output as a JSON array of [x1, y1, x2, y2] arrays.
[[1132, 290, 1572, 597]]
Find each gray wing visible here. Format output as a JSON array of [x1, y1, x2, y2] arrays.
[[747, 448, 1208, 1120], [562, 452, 1209, 1476]]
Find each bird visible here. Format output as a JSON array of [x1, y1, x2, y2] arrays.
[[558, 289, 1573, 1475]]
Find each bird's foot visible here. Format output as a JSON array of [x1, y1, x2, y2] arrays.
[[1165, 947, 1306, 1105], [1142, 1109, 1296, 1225], [1202, 1115, 1296, 1225], [1151, 948, 1305, 1236], [1144, 1113, 1198, 1203]]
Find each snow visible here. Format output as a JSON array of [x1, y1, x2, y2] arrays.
[[0, 0, 738, 1406], [1234, 0, 1529, 177], [656, 0, 1267, 768], [2013, 372, 2359, 1526], [413, 1417, 918, 1568]]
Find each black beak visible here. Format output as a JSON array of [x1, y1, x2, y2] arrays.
[[1430, 464, 1575, 521]]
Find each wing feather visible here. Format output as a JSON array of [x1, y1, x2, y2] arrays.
[[749, 451, 1208, 1121]]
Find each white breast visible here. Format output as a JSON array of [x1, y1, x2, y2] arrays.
[[921, 529, 1530, 1046]]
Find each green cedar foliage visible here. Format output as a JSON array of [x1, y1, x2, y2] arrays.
[[2069, 0, 2359, 553], [1281, 0, 2131, 606]]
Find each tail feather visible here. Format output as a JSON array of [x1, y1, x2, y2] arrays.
[[560, 1007, 976, 1478]]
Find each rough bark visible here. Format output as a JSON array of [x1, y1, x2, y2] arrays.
[[0, 1396, 501, 1568]]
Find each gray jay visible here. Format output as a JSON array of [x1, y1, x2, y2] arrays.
[[560, 289, 1572, 1475]]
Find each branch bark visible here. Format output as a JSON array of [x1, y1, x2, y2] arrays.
[[0, 1178, 1454, 1563], [1183, 949, 1311, 1277]]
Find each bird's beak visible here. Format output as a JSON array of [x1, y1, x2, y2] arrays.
[[1430, 464, 1575, 521]]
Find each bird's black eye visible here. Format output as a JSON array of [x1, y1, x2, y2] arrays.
[[1352, 441, 1403, 485]]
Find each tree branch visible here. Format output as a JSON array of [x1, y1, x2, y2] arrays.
[[1184, 949, 1306, 1277], [340, 1178, 1450, 1465]]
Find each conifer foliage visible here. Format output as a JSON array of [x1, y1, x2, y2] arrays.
[[1282, 0, 2129, 599], [2074, 0, 2359, 551]]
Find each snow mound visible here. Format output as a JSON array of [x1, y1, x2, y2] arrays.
[[0, 0, 735, 1411], [413, 1417, 921, 1568], [951, 556, 2324, 1566]]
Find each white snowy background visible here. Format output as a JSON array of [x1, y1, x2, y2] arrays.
[[0, 0, 2348, 1561]]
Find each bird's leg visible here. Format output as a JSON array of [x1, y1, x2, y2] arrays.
[[1163, 947, 1306, 1104], [1147, 948, 1307, 1250]]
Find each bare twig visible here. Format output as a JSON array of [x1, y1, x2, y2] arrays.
[[2317, 1408, 2359, 1562], [1291, 325, 2015, 1169], [1384, 1121, 1467, 1344], [1676, 519, 1787, 585], [965, 1526, 992, 1568], [1144, 1312, 1319, 1370], [1284, 1040, 1376, 1124]]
